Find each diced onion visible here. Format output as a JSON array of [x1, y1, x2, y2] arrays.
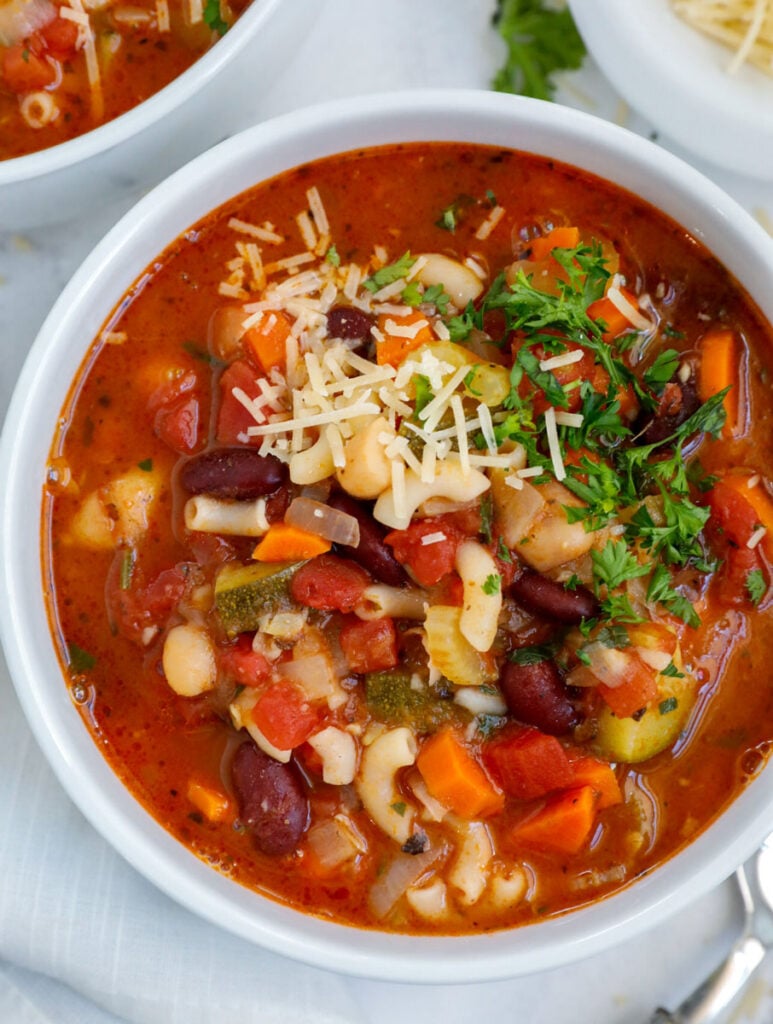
[[286, 496, 360, 546], [368, 845, 444, 919]]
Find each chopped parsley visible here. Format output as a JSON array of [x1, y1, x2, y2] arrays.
[[325, 244, 340, 267], [203, 0, 228, 35], [661, 661, 685, 679], [479, 494, 494, 545], [363, 252, 416, 292], [482, 573, 502, 595], [746, 569, 767, 606], [509, 640, 560, 666], [137, 458, 153, 472], [659, 697, 679, 715], [68, 643, 96, 674], [643, 349, 681, 391], [390, 801, 407, 817], [492, 0, 586, 101], [496, 536, 513, 563]]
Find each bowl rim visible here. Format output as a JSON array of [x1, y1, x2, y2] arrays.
[[3, 88, 773, 983], [0, 0, 286, 184]]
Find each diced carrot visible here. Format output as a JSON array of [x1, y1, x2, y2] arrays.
[[482, 728, 574, 801], [244, 310, 292, 373], [697, 329, 741, 438], [597, 653, 658, 719], [510, 785, 596, 855], [417, 728, 504, 819], [375, 310, 434, 367], [530, 226, 580, 262], [252, 523, 331, 562], [568, 757, 622, 811], [720, 473, 773, 557], [186, 779, 233, 823], [587, 287, 640, 343], [251, 682, 318, 750]]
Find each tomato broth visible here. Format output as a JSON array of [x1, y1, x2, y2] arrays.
[[44, 143, 773, 934]]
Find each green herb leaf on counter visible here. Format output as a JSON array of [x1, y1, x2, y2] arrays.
[[492, 0, 586, 101]]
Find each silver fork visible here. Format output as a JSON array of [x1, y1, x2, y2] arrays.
[[648, 835, 773, 1024]]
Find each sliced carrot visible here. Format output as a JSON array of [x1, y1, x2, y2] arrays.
[[417, 728, 504, 819], [587, 286, 640, 343], [252, 523, 331, 562], [697, 328, 741, 438], [568, 757, 622, 811], [720, 473, 773, 557], [375, 310, 434, 367], [186, 779, 233, 823], [510, 785, 596, 855], [244, 310, 292, 373], [530, 226, 580, 262]]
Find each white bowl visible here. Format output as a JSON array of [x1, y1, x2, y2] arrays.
[[0, 0, 318, 230], [2, 90, 773, 983], [569, 0, 773, 179]]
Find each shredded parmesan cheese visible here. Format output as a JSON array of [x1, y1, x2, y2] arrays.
[[543, 407, 566, 482], [421, 532, 448, 546], [748, 526, 767, 549], [607, 286, 654, 332], [475, 205, 505, 241], [539, 349, 584, 372]]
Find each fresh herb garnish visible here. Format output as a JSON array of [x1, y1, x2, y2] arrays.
[[68, 643, 96, 673], [325, 244, 340, 267], [182, 341, 221, 365], [119, 548, 135, 591], [482, 573, 502, 595], [591, 540, 650, 593], [496, 536, 513, 563], [137, 458, 153, 472], [746, 569, 767, 606], [509, 640, 560, 666], [363, 252, 416, 292], [661, 661, 685, 679], [492, 0, 586, 101], [203, 0, 228, 35], [659, 697, 679, 714], [479, 494, 494, 545], [390, 801, 407, 817], [643, 349, 680, 391], [646, 563, 700, 628], [413, 375, 434, 420]]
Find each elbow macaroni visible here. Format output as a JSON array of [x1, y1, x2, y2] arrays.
[[355, 727, 417, 845], [374, 460, 490, 531], [184, 495, 269, 536], [335, 415, 395, 499], [355, 584, 428, 621], [455, 540, 502, 653]]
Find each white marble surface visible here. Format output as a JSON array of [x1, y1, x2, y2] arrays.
[[2, 2, 773, 1022]]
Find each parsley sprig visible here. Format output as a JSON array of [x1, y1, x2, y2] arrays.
[[492, 0, 586, 101]]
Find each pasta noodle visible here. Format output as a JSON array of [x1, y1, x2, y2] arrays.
[[672, 0, 773, 74]]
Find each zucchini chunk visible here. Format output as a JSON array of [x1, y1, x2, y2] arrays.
[[215, 560, 302, 636]]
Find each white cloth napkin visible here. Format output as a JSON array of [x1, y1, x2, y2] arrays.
[[3, 1, 773, 1021]]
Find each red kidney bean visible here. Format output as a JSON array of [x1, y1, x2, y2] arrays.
[[326, 305, 374, 343], [179, 447, 287, 500], [231, 742, 309, 856], [639, 371, 700, 445], [510, 569, 598, 624], [326, 492, 407, 587], [500, 659, 579, 736]]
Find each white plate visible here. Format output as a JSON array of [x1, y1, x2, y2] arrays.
[[569, 0, 773, 179]]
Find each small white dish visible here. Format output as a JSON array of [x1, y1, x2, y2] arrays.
[[0, 0, 319, 230], [569, 0, 773, 179]]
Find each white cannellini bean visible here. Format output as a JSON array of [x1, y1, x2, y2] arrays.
[[355, 727, 417, 845], [162, 623, 217, 697], [415, 253, 485, 308], [308, 727, 358, 785], [455, 540, 502, 653]]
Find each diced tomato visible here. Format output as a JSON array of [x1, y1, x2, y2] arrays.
[[154, 394, 200, 453], [431, 572, 465, 606], [596, 652, 658, 719], [482, 727, 575, 801], [2, 44, 56, 93], [384, 516, 468, 587], [40, 17, 79, 58], [106, 562, 188, 643], [339, 616, 399, 674], [706, 479, 760, 549], [251, 682, 318, 750], [704, 479, 765, 605], [216, 360, 265, 445], [290, 554, 371, 613], [219, 635, 272, 686]]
